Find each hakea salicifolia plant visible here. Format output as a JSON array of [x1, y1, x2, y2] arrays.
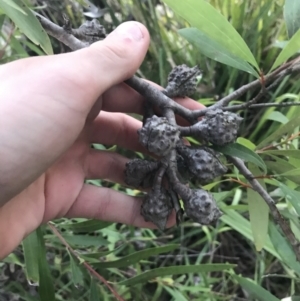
[[125, 64, 243, 230]]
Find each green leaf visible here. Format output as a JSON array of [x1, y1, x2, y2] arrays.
[[257, 115, 300, 149], [284, 0, 300, 39], [92, 244, 179, 268], [211, 143, 267, 172], [22, 231, 39, 283], [277, 168, 300, 176], [89, 279, 99, 301], [264, 156, 300, 185], [163, 287, 189, 301], [274, 180, 300, 216], [118, 264, 235, 286], [58, 220, 112, 232], [0, 0, 26, 14], [270, 28, 300, 71], [3, 253, 23, 266], [179, 28, 258, 77], [269, 222, 300, 275], [0, 0, 53, 54], [68, 252, 84, 287], [36, 227, 55, 301], [262, 150, 300, 159], [218, 200, 279, 258], [236, 137, 256, 151], [233, 275, 280, 301], [247, 164, 269, 251], [163, 0, 258, 70], [267, 111, 289, 124], [61, 234, 109, 247]]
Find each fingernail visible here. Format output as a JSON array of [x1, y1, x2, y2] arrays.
[[112, 21, 144, 41]]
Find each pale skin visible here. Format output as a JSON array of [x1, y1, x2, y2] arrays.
[[0, 22, 204, 259]]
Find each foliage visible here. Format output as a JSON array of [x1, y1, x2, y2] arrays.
[[1, 0, 300, 300]]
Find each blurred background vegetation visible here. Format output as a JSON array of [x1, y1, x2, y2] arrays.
[[1, 0, 300, 300]]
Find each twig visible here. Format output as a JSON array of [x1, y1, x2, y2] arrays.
[[213, 56, 300, 109], [35, 12, 88, 50], [189, 63, 300, 119], [47, 223, 125, 301], [227, 156, 300, 261], [224, 101, 300, 111], [125, 77, 197, 124]]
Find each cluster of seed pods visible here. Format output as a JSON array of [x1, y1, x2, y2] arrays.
[[125, 65, 243, 230]]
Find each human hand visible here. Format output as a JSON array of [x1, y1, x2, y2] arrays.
[[0, 21, 204, 259]]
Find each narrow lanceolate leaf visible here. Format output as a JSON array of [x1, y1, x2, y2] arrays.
[[211, 143, 267, 172], [89, 279, 100, 301], [0, 0, 26, 13], [247, 164, 269, 251], [36, 227, 55, 301], [274, 180, 300, 216], [233, 275, 280, 301], [163, 0, 259, 70], [0, 0, 53, 54], [179, 28, 259, 77], [265, 156, 300, 185], [92, 244, 179, 268], [270, 28, 300, 71], [284, 0, 300, 39], [68, 252, 84, 287], [269, 222, 300, 276], [58, 220, 111, 232], [257, 115, 300, 149], [262, 149, 300, 159], [219, 201, 278, 258], [118, 264, 235, 286], [22, 231, 39, 283]]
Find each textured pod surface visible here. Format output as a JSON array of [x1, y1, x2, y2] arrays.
[[165, 64, 202, 98], [183, 189, 222, 225], [177, 145, 227, 185], [193, 109, 243, 145], [138, 115, 180, 156], [176, 153, 192, 183], [125, 159, 158, 188], [141, 189, 173, 230]]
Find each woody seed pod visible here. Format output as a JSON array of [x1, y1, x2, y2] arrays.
[[141, 188, 173, 230], [177, 145, 227, 185], [183, 189, 222, 225], [125, 159, 158, 188], [164, 64, 202, 98], [138, 115, 180, 156], [192, 109, 243, 145]]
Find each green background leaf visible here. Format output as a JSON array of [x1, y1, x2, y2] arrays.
[[284, 0, 300, 38], [22, 231, 39, 283], [0, 0, 53, 54], [212, 143, 267, 172], [163, 0, 258, 69], [247, 164, 269, 251], [234, 275, 280, 301], [257, 115, 300, 149], [269, 222, 300, 275], [118, 264, 235, 286], [0, 0, 26, 14], [37, 227, 55, 301], [58, 220, 112, 232], [179, 28, 258, 77], [270, 28, 300, 71], [92, 244, 179, 268]]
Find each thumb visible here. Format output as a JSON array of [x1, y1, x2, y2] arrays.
[[73, 21, 150, 100]]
